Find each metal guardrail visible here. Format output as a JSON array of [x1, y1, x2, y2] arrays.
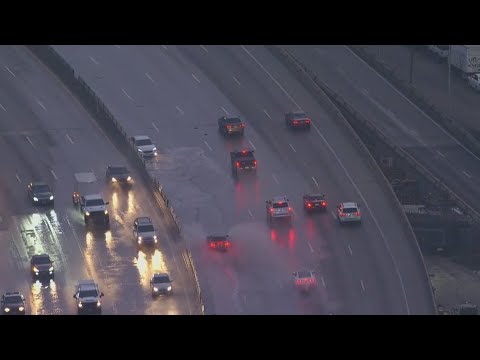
[[27, 45, 205, 315], [266, 45, 437, 313]]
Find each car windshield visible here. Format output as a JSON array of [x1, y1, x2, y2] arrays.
[[343, 207, 358, 214], [297, 271, 312, 279], [136, 139, 152, 146], [79, 290, 98, 298], [4, 295, 23, 304], [138, 225, 154, 233], [308, 195, 324, 201], [273, 202, 288, 208], [210, 236, 226, 242], [33, 256, 51, 265], [86, 199, 105, 207], [294, 112, 307, 118], [33, 185, 51, 193], [110, 167, 128, 175], [227, 118, 242, 124], [153, 275, 170, 284]]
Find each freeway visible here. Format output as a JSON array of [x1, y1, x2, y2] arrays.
[[53, 45, 435, 314], [0, 45, 199, 315], [284, 45, 480, 216]]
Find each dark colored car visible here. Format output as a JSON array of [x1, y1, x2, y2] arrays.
[[230, 149, 257, 177], [27, 182, 54, 206], [106, 165, 133, 185], [218, 116, 245, 136], [207, 235, 231, 251], [31, 254, 54, 279], [285, 111, 311, 130], [1, 292, 26, 315], [303, 194, 328, 212]]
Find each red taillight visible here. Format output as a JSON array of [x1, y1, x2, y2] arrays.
[[253, 160, 257, 167], [225, 241, 231, 247], [306, 119, 311, 124], [293, 120, 299, 125], [340, 212, 346, 217], [321, 201, 326, 206], [242, 150, 247, 154], [270, 208, 274, 213], [209, 242, 216, 248], [241, 124, 245, 128], [355, 212, 360, 216], [236, 161, 241, 168], [307, 203, 312, 208], [227, 125, 232, 129], [288, 207, 292, 212]]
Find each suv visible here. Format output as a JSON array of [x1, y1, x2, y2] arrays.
[[73, 280, 104, 315], [230, 149, 257, 177], [72, 172, 110, 227], [1, 292, 26, 315], [130, 135, 157, 157], [266, 196, 293, 225], [337, 202, 361, 224], [150, 273, 173, 297], [218, 116, 245, 136], [27, 181, 54, 206], [285, 111, 311, 130], [133, 217, 158, 247], [31, 254, 54, 280], [106, 165, 133, 185]]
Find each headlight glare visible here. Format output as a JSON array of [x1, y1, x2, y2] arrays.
[[153, 287, 158, 292], [4, 308, 10, 312], [49, 195, 54, 201], [33, 197, 39, 202], [111, 177, 117, 182], [97, 301, 101, 307], [19, 307, 24, 312], [167, 286, 172, 291], [85, 211, 90, 216], [78, 303, 83, 308], [104, 210, 108, 215], [127, 176, 132, 181], [49, 267, 54, 272]]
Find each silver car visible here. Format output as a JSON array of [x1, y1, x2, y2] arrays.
[[266, 195, 293, 225], [337, 202, 361, 224], [150, 273, 173, 297], [133, 217, 158, 247], [130, 135, 158, 157]]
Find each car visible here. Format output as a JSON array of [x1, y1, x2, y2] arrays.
[[207, 235, 231, 251], [285, 111, 311, 130], [133, 217, 158, 247], [27, 181, 54, 206], [31, 254, 54, 279], [1, 292, 26, 315], [73, 172, 110, 227], [230, 149, 257, 177], [468, 73, 480, 91], [218, 116, 245, 136], [150, 273, 173, 297], [293, 270, 317, 292], [266, 196, 293, 226], [451, 302, 478, 315], [337, 202, 361, 224], [106, 165, 133, 185], [73, 280, 104, 315], [129, 135, 158, 157], [303, 193, 328, 212]]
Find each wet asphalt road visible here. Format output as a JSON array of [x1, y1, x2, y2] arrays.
[[0, 45, 200, 315], [53, 45, 435, 314]]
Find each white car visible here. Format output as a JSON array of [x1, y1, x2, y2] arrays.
[[129, 135, 157, 157], [150, 273, 173, 297], [468, 73, 480, 91], [337, 202, 361, 224]]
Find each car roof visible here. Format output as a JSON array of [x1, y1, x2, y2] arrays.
[[78, 280, 98, 290], [74, 172, 97, 183], [292, 111, 307, 116], [297, 270, 314, 277], [133, 135, 150, 140], [32, 254, 50, 260], [341, 202, 358, 208], [223, 117, 242, 122], [31, 181, 49, 187], [108, 165, 128, 170], [305, 194, 325, 198], [153, 273, 170, 279], [135, 217, 153, 225], [84, 194, 103, 201], [4, 292, 22, 297], [272, 195, 288, 203], [208, 235, 228, 240]]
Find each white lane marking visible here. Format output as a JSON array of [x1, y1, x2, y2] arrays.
[[0, 103, 6, 112], [221, 106, 230, 115], [200, 45, 208, 53], [176, 106, 184, 115], [26, 135, 35, 148], [346, 46, 480, 164], [89, 56, 99, 65], [5, 65, 16, 77], [35, 98, 47, 111], [240, 45, 301, 110], [330, 210, 336, 219], [248, 209, 254, 219], [436, 150, 445, 158], [248, 140, 256, 150], [312, 176, 319, 187], [360, 280, 366, 292], [162, 45, 168, 49], [321, 276, 326, 288], [15, 174, 21, 183], [463, 170, 472, 179], [145, 72, 155, 83], [121, 88, 133, 101], [347, 244, 353, 255], [233, 76, 241, 86], [50, 169, 58, 180], [307, 242, 314, 253], [289, 143, 297, 153], [204, 140, 213, 151], [65, 133, 74, 144], [192, 74, 201, 83], [152, 122, 160, 133], [263, 109, 272, 119], [272, 173, 279, 184], [114, 45, 121, 49]]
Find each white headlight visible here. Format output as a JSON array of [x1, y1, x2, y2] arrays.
[[153, 287, 159, 292], [137, 239, 142, 244], [137, 149, 143, 152], [19, 307, 24, 312], [104, 210, 108, 215], [78, 303, 83, 308], [33, 267, 39, 273], [49, 267, 54, 272], [33, 197, 39, 202], [49, 195, 54, 201], [111, 177, 117, 182], [153, 235, 157, 240], [138, 236, 142, 241], [153, 147, 157, 152], [4, 308, 10, 312], [85, 211, 90, 216], [167, 286, 172, 291], [97, 301, 101, 307], [127, 176, 132, 181]]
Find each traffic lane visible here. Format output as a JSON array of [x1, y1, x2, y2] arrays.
[[180, 45, 415, 313], [284, 45, 480, 179], [361, 45, 480, 131]]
